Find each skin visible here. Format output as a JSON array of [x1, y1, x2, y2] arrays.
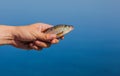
[[0, 23, 64, 51]]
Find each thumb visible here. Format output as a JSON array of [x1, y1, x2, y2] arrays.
[[37, 33, 56, 42]]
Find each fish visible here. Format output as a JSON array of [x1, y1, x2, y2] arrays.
[[43, 24, 74, 38]]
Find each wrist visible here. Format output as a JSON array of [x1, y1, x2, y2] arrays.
[[0, 25, 16, 45]]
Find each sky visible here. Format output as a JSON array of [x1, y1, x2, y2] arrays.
[[0, 0, 120, 76]]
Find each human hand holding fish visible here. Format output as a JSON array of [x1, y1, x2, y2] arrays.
[[0, 23, 73, 51]]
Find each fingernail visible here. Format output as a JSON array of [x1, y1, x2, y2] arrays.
[[50, 34, 56, 39]]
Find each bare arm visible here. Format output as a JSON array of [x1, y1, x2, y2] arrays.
[[0, 25, 15, 45]]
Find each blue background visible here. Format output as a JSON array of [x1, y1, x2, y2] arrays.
[[0, 0, 120, 76]]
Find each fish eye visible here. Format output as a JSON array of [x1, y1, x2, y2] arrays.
[[64, 25, 68, 27]]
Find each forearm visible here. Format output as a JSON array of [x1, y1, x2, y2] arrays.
[[0, 25, 15, 45]]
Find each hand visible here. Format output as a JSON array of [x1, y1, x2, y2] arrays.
[[11, 23, 64, 50]]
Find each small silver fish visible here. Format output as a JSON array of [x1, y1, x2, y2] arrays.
[[43, 24, 74, 38]]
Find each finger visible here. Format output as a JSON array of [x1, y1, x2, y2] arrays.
[[31, 44, 38, 50], [29, 43, 43, 51], [29, 43, 38, 50], [51, 39, 59, 44], [37, 33, 56, 42], [35, 40, 51, 48]]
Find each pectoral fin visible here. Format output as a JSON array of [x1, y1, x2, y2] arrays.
[[56, 31, 64, 37]]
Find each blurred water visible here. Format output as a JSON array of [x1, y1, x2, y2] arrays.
[[0, 0, 120, 76]]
